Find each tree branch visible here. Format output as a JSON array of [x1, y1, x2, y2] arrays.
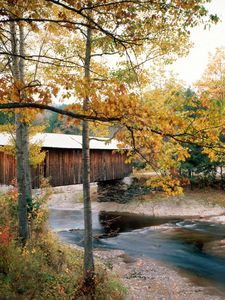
[[0, 102, 121, 122], [0, 16, 92, 29]]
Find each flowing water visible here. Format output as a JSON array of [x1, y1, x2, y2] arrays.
[[49, 209, 225, 295]]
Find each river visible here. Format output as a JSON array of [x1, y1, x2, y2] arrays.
[[49, 208, 225, 295]]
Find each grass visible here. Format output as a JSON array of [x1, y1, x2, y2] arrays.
[[137, 187, 225, 209], [0, 188, 127, 300], [132, 171, 225, 203]]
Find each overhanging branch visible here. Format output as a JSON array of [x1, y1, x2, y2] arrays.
[[0, 102, 121, 122]]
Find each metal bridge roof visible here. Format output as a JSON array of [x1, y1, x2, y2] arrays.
[[0, 132, 119, 150]]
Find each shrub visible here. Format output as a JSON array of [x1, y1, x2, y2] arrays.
[[0, 190, 127, 300]]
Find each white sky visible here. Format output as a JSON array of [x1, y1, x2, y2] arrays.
[[170, 0, 225, 87]]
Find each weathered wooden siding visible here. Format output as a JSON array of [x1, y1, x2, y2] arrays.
[[0, 148, 132, 187], [90, 150, 131, 183], [0, 151, 16, 185]]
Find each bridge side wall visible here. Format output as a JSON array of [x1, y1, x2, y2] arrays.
[[0, 151, 16, 185], [0, 148, 132, 187]]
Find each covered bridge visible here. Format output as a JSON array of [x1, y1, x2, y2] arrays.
[[0, 133, 132, 188]]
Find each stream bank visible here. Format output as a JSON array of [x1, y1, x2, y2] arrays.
[[48, 184, 225, 219], [94, 250, 225, 300]]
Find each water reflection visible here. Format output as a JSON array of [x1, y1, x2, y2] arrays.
[[98, 211, 182, 237]]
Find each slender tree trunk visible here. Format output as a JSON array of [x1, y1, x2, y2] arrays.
[[10, 21, 32, 244], [15, 116, 29, 243], [220, 166, 224, 188], [18, 24, 32, 212], [82, 24, 95, 295]]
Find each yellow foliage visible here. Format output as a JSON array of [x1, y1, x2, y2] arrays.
[[0, 125, 46, 167], [195, 47, 225, 102], [147, 175, 184, 196]]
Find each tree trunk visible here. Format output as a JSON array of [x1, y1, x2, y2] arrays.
[[10, 21, 32, 244], [82, 23, 95, 295], [16, 116, 29, 243], [220, 166, 224, 188], [18, 24, 32, 212]]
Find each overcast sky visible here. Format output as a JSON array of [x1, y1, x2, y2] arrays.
[[170, 0, 225, 87]]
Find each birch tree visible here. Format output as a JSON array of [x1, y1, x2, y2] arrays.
[[8, 21, 31, 243]]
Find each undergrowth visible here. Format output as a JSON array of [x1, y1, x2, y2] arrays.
[[0, 185, 126, 300]]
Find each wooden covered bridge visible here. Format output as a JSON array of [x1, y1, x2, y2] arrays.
[[0, 133, 132, 188]]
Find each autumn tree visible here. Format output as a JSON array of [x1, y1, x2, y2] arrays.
[[191, 47, 225, 184], [7, 21, 31, 243], [196, 47, 225, 102], [0, 1, 59, 243]]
